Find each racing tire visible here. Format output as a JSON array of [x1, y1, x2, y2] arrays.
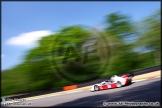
[[128, 79, 132, 85], [116, 81, 122, 88], [94, 85, 99, 91]]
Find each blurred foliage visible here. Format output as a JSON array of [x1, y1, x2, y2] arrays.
[[2, 9, 161, 96], [106, 12, 134, 37]]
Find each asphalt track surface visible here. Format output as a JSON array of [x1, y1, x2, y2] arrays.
[[7, 77, 161, 107]]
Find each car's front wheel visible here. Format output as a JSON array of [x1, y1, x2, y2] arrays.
[[94, 85, 99, 91], [116, 81, 122, 88]]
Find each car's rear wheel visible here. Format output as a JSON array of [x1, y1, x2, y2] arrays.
[[94, 85, 99, 91], [116, 81, 122, 88], [128, 78, 132, 84]]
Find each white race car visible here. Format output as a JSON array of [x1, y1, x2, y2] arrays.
[[90, 73, 134, 92]]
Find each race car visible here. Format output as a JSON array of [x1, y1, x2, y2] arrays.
[[90, 73, 134, 92]]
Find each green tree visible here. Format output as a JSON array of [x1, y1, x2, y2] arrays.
[[2, 63, 29, 96], [106, 12, 133, 38], [103, 12, 139, 76], [134, 9, 161, 65]]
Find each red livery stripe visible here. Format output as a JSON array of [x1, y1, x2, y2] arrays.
[[124, 77, 129, 85], [111, 83, 117, 88]]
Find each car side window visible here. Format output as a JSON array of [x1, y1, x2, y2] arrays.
[[102, 83, 106, 85]]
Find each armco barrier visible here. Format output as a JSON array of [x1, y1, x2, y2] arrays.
[[2, 65, 161, 100], [63, 85, 78, 91]]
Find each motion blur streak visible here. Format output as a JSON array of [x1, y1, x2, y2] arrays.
[[2, 8, 160, 99]]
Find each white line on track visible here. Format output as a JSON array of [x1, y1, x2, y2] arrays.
[[132, 79, 147, 82]]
